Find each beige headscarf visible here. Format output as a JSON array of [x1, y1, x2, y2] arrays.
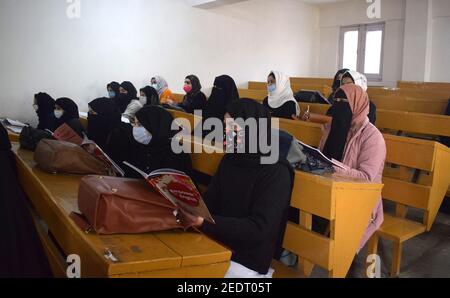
[[268, 71, 300, 116]]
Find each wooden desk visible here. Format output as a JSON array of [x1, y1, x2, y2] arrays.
[[12, 144, 231, 278], [8, 131, 19, 143]]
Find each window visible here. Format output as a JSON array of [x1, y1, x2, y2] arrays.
[[339, 23, 385, 81]]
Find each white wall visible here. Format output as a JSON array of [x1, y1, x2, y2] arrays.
[[317, 0, 406, 87], [0, 0, 319, 124], [430, 0, 450, 82]]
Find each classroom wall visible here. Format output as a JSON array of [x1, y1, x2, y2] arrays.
[[316, 0, 406, 87], [430, 0, 450, 82], [0, 0, 319, 125]]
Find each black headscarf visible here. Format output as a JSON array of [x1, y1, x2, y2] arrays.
[[226, 98, 272, 160], [88, 97, 122, 150], [185, 75, 202, 95], [0, 125, 52, 277], [204, 75, 239, 120], [135, 106, 177, 150], [332, 69, 349, 92], [120, 81, 138, 99], [140, 86, 160, 106], [107, 81, 120, 96], [322, 89, 353, 162], [54, 97, 80, 127], [34, 93, 56, 131]]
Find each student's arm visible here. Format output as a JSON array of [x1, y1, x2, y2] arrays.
[[333, 130, 386, 182], [201, 166, 292, 250], [302, 112, 332, 125]]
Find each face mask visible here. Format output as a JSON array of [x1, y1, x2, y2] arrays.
[[54, 110, 64, 119], [133, 126, 152, 145], [139, 96, 147, 106], [268, 84, 276, 93], [151, 84, 158, 90], [183, 85, 192, 94], [33, 104, 39, 112], [108, 91, 116, 98]]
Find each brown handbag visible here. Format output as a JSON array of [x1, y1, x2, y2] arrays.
[[34, 139, 110, 175], [71, 176, 190, 235]]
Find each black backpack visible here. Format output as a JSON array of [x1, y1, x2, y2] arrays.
[[19, 126, 54, 151]]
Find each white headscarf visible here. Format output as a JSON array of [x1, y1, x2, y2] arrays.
[[268, 71, 300, 116], [154, 76, 169, 96], [344, 70, 368, 91]]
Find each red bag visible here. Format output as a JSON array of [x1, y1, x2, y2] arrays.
[[71, 176, 191, 235]]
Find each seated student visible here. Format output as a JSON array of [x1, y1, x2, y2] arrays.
[[54, 97, 86, 137], [262, 71, 300, 120], [0, 125, 52, 277], [33, 92, 56, 131], [114, 81, 137, 113], [168, 75, 207, 114], [327, 68, 349, 104], [181, 99, 295, 278], [107, 81, 121, 99], [87, 97, 122, 150], [128, 106, 193, 177], [319, 84, 386, 250], [201, 75, 240, 137], [123, 86, 160, 121], [151, 76, 173, 104]]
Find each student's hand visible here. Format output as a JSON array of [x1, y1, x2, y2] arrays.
[[180, 209, 204, 227], [301, 111, 311, 122], [291, 114, 299, 120], [166, 99, 174, 105]]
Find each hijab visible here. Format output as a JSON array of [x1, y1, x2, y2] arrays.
[[54, 97, 80, 127], [140, 86, 160, 106], [331, 69, 350, 92], [0, 124, 11, 151], [135, 106, 177, 150], [204, 75, 239, 120], [185, 75, 202, 97], [322, 84, 370, 162], [267, 71, 300, 116], [120, 81, 138, 99], [34, 92, 56, 131], [226, 98, 272, 160], [87, 97, 122, 150], [153, 76, 169, 96], [107, 81, 120, 97], [342, 70, 368, 91]]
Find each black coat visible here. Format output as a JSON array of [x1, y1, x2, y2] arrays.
[[262, 97, 297, 119]]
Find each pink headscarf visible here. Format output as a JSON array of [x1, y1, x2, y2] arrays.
[[340, 84, 370, 126]]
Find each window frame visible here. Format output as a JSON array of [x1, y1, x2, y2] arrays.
[[339, 22, 385, 82]]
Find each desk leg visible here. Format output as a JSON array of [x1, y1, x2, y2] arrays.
[[298, 211, 314, 277]]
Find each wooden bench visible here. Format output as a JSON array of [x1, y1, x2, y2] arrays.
[[12, 144, 231, 278], [248, 82, 332, 97], [178, 136, 383, 278], [368, 87, 449, 101], [397, 81, 450, 93], [290, 77, 333, 87], [7, 130, 20, 143]]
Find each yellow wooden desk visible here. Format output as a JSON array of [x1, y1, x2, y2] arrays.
[[8, 131, 20, 143], [12, 144, 231, 278]]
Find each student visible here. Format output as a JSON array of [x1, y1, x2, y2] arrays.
[[128, 106, 193, 177], [54, 97, 86, 137], [114, 81, 137, 113], [441, 99, 450, 147], [0, 125, 52, 277], [151, 76, 173, 104], [87, 97, 122, 150], [327, 68, 349, 104], [123, 86, 160, 121], [171, 75, 207, 114], [107, 81, 121, 99], [263, 71, 300, 120], [319, 84, 386, 250], [33, 92, 56, 131], [181, 99, 295, 278]]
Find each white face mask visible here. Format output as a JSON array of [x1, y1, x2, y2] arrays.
[[139, 96, 147, 106], [133, 126, 152, 145], [33, 104, 39, 111], [151, 83, 158, 90], [54, 110, 64, 119]]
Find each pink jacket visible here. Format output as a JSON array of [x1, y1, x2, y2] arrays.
[[320, 118, 386, 251]]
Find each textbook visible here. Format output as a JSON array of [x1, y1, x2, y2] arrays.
[[297, 140, 346, 170], [295, 90, 331, 105], [1, 118, 27, 134], [52, 123, 84, 146], [123, 161, 215, 224]]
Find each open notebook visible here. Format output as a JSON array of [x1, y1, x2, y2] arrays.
[[123, 161, 215, 224], [297, 140, 346, 170]]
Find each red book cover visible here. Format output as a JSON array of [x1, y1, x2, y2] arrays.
[[123, 162, 215, 224], [52, 123, 83, 146]]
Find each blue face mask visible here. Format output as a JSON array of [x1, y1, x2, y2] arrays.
[[133, 126, 152, 145], [108, 91, 116, 98], [268, 84, 276, 93]]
